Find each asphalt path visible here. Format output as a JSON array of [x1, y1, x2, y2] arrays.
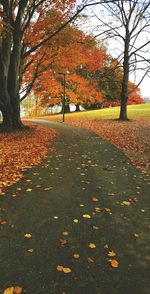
[[0, 120, 150, 294]]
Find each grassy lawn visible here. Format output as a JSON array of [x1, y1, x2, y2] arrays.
[[38, 103, 150, 121], [37, 104, 150, 175]]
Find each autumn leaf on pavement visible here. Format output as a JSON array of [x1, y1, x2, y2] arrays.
[[57, 265, 63, 271], [27, 248, 34, 253], [26, 188, 32, 192], [62, 267, 71, 273], [88, 243, 96, 248], [121, 201, 131, 206], [62, 231, 69, 236], [104, 208, 111, 214], [104, 244, 109, 249], [108, 259, 119, 268], [83, 214, 91, 218], [87, 257, 94, 263], [0, 219, 7, 225], [95, 207, 100, 213], [92, 197, 98, 202], [73, 219, 79, 223], [134, 233, 139, 238], [93, 225, 99, 230], [13, 287, 22, 294], [73, 254, 80, 259], [60, 239, 68, 246], [4, 287, 22, 294], [24, 233, 32, 238], [57, 265, 71, 273], [108, 250, 116, 257]]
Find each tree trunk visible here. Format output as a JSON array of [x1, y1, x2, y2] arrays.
[[119, 28, 130, 120], [64, 104, 70, 113], [75, 104, 80, 112], [0, 100, 24, 131]]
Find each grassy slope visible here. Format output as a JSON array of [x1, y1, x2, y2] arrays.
[[39, 104, 150, 121]]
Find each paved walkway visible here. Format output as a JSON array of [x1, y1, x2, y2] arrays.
[[0, 121, 150, 294]]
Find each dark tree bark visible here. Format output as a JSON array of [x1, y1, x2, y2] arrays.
[[119, 28, 130, 120], [75, 104, 80, 112]]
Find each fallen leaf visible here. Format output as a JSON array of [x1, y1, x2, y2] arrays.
[[108, 250, 116, 257], [4, 287, 22, 294], [93, 225, 99, 230], [3, 287, 14, 294], [0, 219, 7, 225], [104, 208, 111, 213], [83, 214, 91, 219], [13, 287, 22, 294], [122, 201, 131, 206], [62, 231, 69, 236], [134, 233, 139, 238], [54, 216, 58, 219], [87, 257, 94, 263], [108, 259, 119, 268], [92, 197, 99, 202], [24, 233, 32, 238], [26, 188, 32, 192], [63, 267, 71, 273], [60, 239, 68, 246], [57, 265, 63, 272], [27, 248, 34, 253], [57, 265, 71, 273], [44, 187, 53, 190], [73, 219, 78, 223], [95, 207, 100, 213], [73, 254, 80, 259], [104, 244, 109, 249], [88, 243, 96, 248]]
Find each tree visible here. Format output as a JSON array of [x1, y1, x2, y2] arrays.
[[92, 0, 150, 119], [0, 0, 116, 131]]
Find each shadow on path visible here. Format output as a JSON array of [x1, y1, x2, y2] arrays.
[[0, 120, 150, 294]]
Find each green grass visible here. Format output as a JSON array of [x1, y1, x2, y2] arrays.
[[40, 103, 150, 121]]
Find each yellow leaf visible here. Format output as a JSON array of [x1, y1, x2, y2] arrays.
[[27, 248, 34, 253], [122, 201, 131, 206], [108, 250, 116, 257], [62, 231, 69, 236], [104, 244, 109, 249], [88, 243, 96, 248], [73, 254, 80, 259], [54, 216, 58, 219], [73, 219, 78, 223], [134, 233, 139, 238], [95, 207, 100, 212], [63, 267, 71, 273], [4, 287, 22, 294], [92, 197, 98, 202], [83, 214, 91, 219], [26, 188, 32, 192], [4, 287, 14, 294], [57, 265, 63, 272], [24, 233, 32, 238]]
